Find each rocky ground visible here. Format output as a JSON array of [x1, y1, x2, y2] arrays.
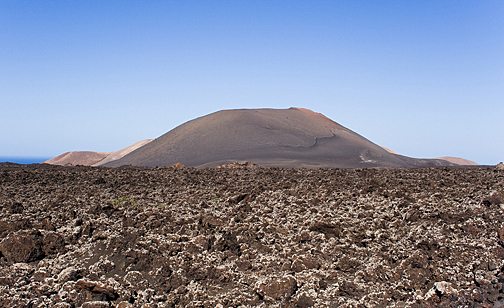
[[0, 163, 503, 307]]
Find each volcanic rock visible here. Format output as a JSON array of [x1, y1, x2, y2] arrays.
[[81, 302, 111, 308], [291, 255, 320, 272], [75, 278, 118, 300], [0, 230, 44, 263], [171, 162, 185, 168], [255, 275, 297, 300], [58, 267, 80, 283], [483, 191, 504, 206], [0, 164, 502, 307], [216, 161, 259, 169], [296, 292, 315, 308]]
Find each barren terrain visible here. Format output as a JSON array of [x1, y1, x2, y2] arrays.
[[0, 163, 503, 307], [103, 108, 455, 168]]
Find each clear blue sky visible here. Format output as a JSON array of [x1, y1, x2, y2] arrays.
[[1, 1, 503, 165]]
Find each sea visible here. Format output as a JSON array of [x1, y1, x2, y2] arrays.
[[0, 157, 51, 164]]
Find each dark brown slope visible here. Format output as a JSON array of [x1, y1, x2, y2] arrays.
[[105, 108, 454, 168]]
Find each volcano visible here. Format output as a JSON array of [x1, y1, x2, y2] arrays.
[[104, 108, 453, 168]]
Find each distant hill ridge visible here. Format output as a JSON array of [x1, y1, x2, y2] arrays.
[[436, 157, 478, 166], [45, 108, 477, 168], [44, 139, 152, 166]]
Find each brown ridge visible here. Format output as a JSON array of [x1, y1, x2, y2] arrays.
[[104, 108, 456, 168], [44, 139, 153, 166]]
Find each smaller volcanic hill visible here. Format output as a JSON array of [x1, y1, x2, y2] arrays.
[[437, 157, 479, 166], [93, 139, 153, 166], [105, 108, 454, 168], [44, 151, 110, 166], [44, 139, 152, 166]]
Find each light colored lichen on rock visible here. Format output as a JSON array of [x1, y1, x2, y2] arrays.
[[0, 166, 503, 306]]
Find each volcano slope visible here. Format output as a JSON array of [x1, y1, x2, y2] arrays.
[[104, 108, 453, 168], [0, 164, 503, 307]]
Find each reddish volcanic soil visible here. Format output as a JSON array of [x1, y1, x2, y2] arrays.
[[0, 163, 503, 307]]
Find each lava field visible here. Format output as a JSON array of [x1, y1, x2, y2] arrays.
[[0, 163, 503, 307]]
